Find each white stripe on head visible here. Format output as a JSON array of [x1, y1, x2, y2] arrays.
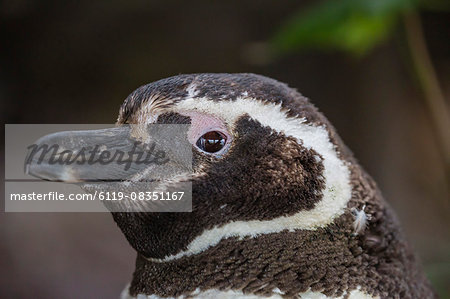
[[148, 96, 351, 262]]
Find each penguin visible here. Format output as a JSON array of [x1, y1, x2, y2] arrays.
[[26, 74, 435, 298]]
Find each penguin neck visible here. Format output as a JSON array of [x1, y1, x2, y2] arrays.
[[126, 224, 371, 298]]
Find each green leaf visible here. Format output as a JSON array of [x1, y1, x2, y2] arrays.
[[272, 0, 419, 56]]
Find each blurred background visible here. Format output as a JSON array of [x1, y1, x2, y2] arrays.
[[1, 0, 449, 298]]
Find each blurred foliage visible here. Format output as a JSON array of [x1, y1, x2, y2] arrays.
[[271, 0, 447, 56], [426, 262, 450, 299]]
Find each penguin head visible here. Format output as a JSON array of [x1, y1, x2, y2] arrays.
[[111, 73, 353, 260], [25, 73, 354, 261]]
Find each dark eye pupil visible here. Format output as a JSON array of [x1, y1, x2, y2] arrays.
[[196, 131, 227, 153]]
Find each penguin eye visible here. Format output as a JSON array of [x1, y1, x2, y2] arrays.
[[196, 131, 227, 153]]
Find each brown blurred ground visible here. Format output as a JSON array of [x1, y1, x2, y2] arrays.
[[1, 1, 449, 298]]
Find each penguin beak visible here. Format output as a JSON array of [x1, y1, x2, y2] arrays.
[[24, 125, 182, 183]]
